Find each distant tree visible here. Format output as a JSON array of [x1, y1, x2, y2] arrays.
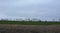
[[26, 18, 31, 22], [0, 19, 9, 21], [38, 20, 41, 22], [45, 20, 47, 22]]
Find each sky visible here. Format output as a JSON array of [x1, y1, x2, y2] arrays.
[[0, 0, 60, 21]]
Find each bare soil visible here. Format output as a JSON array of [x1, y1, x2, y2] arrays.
[[0, 24, 60, 33]]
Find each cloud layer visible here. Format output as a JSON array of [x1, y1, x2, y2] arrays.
[[0, 0, 60, 21]]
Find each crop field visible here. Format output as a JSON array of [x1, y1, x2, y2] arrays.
[[0, 20, 60, 25], [0, 20, 60, 33]]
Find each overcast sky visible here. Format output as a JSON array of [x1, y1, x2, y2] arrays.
[[0, 0, 60, 21]]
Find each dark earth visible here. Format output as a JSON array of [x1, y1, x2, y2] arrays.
[[0, 24, 60, 33]]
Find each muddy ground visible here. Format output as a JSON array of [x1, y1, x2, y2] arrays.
[[0, 24, 60, 33]]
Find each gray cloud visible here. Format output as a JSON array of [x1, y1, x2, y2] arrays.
[[0, 0, 60, 21]]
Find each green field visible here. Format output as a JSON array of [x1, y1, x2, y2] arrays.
[[0, 20, 60, 25]]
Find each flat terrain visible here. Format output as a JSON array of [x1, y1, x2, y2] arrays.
[[0, 21, 60, 25], [0, 24, 60, 33]]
